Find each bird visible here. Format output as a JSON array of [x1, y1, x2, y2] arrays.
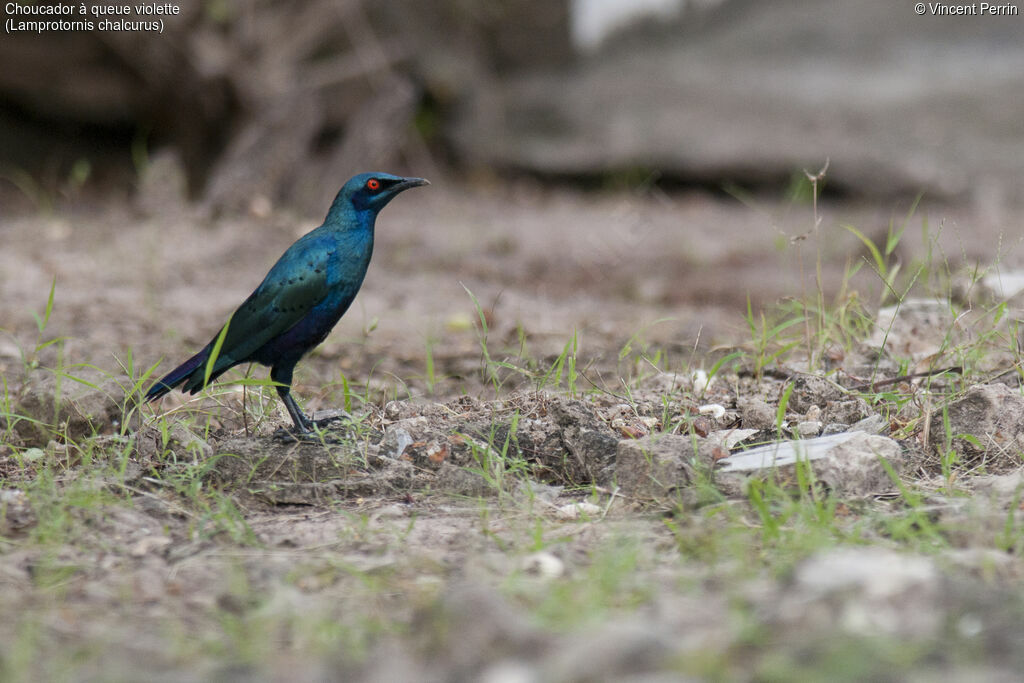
[[145, 172, 429, 435]]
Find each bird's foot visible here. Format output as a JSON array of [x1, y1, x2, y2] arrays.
[[272, 425, 345, 444], [272, 411, 356, 444], [272, 427, 303, 443], [309, 409, 354, 429]]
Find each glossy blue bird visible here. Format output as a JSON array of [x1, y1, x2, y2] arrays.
[[146, 172, 429, 434]]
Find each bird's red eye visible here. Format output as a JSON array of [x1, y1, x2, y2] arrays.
[[366, 178, 381, 191]]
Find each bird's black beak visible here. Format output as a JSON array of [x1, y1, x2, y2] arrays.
[[394, 177, 430, 192]]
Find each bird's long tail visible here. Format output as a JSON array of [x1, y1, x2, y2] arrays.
[[145, 347, 211, 401]]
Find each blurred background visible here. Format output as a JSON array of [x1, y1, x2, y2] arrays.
[[3, 0, 1023, 211], [2, 0, 1023, 385]]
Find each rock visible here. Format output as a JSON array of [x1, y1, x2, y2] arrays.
[[717, 432, 902, 497], [824, 398, 872, 426], [942, 548, 1016, 577], [480, 661, 538, 683], [980, 270, 1024, 301], [777, 548, 941, 638], [707, 429, 758, 450], [544, 621, 673, 683], [739, 397, 775, 430], [383, 400, 420, 421], [959, 269, 1024, 312], [381, 416, 454, 470], [811, 433, 902, 495], [8, 371, 128, 446], [131, 558, 170, 604], [412, 582, 544, 672], [129, 534, 172, 558], [166, 421, 214, 461], [554, 501, 602, 520], [822, 423, 848, 436], [971, 467, 1024, 504], [688, 369, 714, 394], [509, 416, 563, 474], [787, 374, 844, 414], [515, 480, 563, 505], [521, 551, 564, 579], [794, 420, 822, 438], [134, 422, 212, 462], [848, 414, 888, 435], [864, 299, 958, 362], [746, 378, 869, 430], [697, 403, 726, 419], [929, 384, 1024, 472], [433, 462, 491, 498], [341, 463, 419, 500], [0, 489, 36, 536], [550, 398, 619, 485], [615, 434, 694, 500]]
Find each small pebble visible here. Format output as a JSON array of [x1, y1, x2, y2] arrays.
[[522, 552, 565, 579], [698, 403, 726, 419], [691, 369, 714, 393], [130, 535, 172, 558], [556, 501, 602, 520], [796, 420, 822, 437]]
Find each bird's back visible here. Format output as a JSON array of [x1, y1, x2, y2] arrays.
[[222, 220, 374, 367]]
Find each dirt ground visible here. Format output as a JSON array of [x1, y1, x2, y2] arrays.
[[2, 180, 1014, 386], [3, 181, 1024, 679]]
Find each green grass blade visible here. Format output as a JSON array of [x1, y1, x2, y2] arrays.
[[204, 313, 233, 388], [31, 276, 57, 335], [842, 224, 885, 275]]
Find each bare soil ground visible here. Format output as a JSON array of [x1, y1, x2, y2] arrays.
[[3, 182, 1024, 680]]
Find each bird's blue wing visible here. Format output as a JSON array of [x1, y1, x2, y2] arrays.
[[203, 238, 332, 371]]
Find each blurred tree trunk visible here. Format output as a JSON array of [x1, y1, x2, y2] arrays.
[[0, 0, 572, 213]]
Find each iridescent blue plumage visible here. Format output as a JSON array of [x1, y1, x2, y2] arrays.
[[146, 172, 428, 433]]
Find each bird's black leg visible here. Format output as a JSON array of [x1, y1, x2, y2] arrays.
[[271, 366, 312, 434], [280, 390, 313, 434]]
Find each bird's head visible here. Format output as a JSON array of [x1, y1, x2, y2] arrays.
[[337, 172, 430, 216]]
